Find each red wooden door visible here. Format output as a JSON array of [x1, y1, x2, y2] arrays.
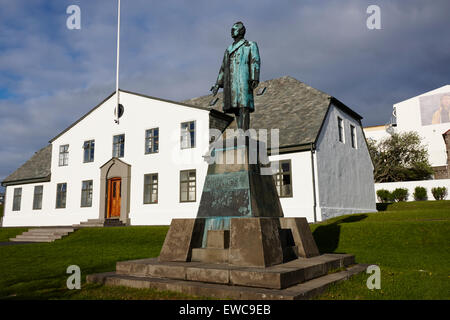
[[107, 178, 121, 218]]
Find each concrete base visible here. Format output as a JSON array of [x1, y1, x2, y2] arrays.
[[87, 254, 367, 300], [158, 217, 319, 267]]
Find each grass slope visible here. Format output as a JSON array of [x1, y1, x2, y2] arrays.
[[0, 201, 448, 300], [311, 201, 450, 299]]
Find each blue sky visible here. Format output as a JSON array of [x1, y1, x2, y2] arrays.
[[1, 0, 450, 188]]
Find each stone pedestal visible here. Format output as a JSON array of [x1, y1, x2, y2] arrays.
[[159, 135, 320, 267]]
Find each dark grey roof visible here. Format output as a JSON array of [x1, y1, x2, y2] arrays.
[[2, 145, 52, 186], [183, 76, 362, 150]]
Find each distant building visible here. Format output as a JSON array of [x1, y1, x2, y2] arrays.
[[364, 85, 450, 179], [0, 192, 4, 205], [1, 76, 376, 227]]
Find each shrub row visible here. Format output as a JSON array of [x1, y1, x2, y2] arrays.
[[376, 186, 448, 203]]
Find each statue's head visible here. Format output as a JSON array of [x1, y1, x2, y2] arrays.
[[231, 22, 246, 40]]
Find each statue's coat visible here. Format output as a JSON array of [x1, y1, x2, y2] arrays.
[[216, 39, 260, 114]]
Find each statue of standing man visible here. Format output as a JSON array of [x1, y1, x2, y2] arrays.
[[211, 22, 260, 131]]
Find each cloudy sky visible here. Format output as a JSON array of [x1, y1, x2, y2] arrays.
[[1, 0, 449, 188]]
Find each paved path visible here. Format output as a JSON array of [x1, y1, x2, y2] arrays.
[[0, 241, 38, 246]]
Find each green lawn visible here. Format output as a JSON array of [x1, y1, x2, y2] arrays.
[[0, 201, 448, 300], [311, 201, 450, 300]]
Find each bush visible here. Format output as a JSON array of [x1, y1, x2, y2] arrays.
[[431, 187, 447, 200], [392, 188, 409, 202], [413, 186, 427, 201], [377, 189, 394, 203]]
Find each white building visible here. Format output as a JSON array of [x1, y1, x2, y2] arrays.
[[1, 76, 376, 227], [364, 85, 450, 179]]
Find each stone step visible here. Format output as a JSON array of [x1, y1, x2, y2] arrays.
[[87, 264, 369, 300], [10, 237, 57, 242], [26, 228, 74, 233], [10, 228, 75, 243], [11, 234, 63, 241], [191, 248, 229, 264], [21, 231, 71, 236], [73, 219, 126, 228], [115, 253, 356, 289]]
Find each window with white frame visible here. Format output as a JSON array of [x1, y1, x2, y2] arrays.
[[180, 121, 195, 149], [59, 145, 69, 166], [143, 173, 158, 204], [56, 183, 67, 209], [145, 128, 159, 154], [83, 140, 95, 163], [274, 160, 293, 197], [81, 180, 93, 207], [12, 187, 22, 211], [180, 169, 196, 202], [112, 134, 125, 158], [33, 185, 43, 210]]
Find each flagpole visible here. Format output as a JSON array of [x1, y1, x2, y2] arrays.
[[115, 0, 121, 124]]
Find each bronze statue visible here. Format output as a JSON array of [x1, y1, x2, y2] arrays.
[[211, 22, 260, 131]]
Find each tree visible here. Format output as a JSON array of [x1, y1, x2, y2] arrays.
[[367, 132, 433, 182]]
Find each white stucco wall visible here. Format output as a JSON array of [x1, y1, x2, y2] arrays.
[[374, 179, 450, 202], [394, 86, 450, 167], [315, 104, 376, 220], [269, 151, 316, 223], [2, 92, 211, 226], [363, 125, 390, 143], [365, 86, 450, 168]]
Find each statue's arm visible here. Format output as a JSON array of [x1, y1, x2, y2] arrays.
[[211, 51, 226, 95], [249, 42, 260, 85]]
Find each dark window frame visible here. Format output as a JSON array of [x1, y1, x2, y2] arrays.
[[112, 134, 125, 158], [337, 117, 345, 143], [350, 124, 357, 149], [274, 159, 293, 198], [143, 173, 158, 204], [180, 169, 196, 202], [33, 185, 43, 210], [83, 140, 95, 163], [56, 183, 67, 209], [12, 187, 22, 211], [145, 128, 159, 154], [81, 180, 93, 208], [180, 121, 196, 149], [59, 144, 69, 166]]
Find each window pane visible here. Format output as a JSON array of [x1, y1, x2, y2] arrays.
[[13, 188, 22, 211], [56, 183, 67, 208], [144, 185, 151, 203], [180, 182, 188, 202], [181, 122, 195, 149], [281, 162, 290, 173], [33, 186, 43, 210]]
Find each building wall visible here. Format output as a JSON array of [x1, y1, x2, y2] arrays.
[[269, 151, 316, 223], [2, 93, 374, 227], [2, 92, 211, 226], [374, 179, 450, 202], [395, 86, 450, 167], [315, 104, 377, 220], [365, 86, 450, 169]]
